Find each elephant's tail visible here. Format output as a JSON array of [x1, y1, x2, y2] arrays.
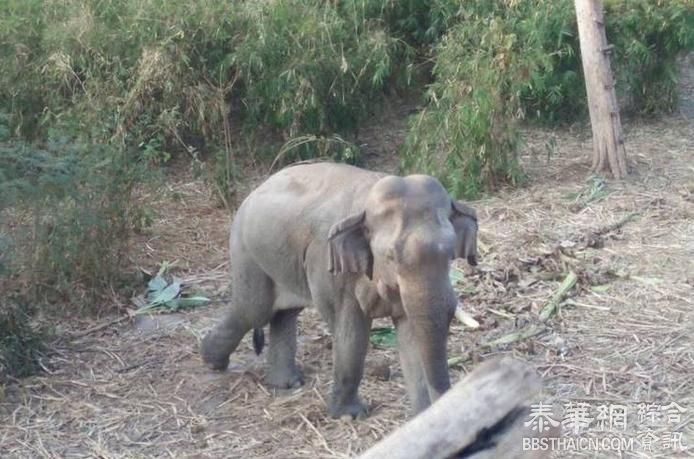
[[252, 328, 265, 355]]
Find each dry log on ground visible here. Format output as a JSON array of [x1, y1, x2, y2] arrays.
[[359, 357, 559, 459]]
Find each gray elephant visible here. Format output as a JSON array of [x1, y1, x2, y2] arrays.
[[201, 162, 478, 418]]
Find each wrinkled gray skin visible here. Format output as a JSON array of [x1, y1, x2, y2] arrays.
[[201, 162, 478, 419]]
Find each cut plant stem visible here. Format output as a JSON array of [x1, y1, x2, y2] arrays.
[[592, 212, 639, 237], [539, 271, 578, 321], [487, 308, 514, 319], [483, 325, 547, 348], [454, 306, 480, 329], [564, 299, 611, 311], [447, 356, 468, 368]]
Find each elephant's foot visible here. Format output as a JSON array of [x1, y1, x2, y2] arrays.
[[266, 366, 304, 389], [328, 397, 368, 419], [201, 332, 234, 371]]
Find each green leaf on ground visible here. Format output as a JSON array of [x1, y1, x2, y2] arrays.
[[134, 262, 210, 314], [146, 275, 168, 294], [449, 267, 465, 285], [146, 279, 182, 305], [370, 327, 396, 348]]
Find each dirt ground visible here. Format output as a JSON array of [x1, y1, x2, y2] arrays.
[[1, 112, 692, 458]]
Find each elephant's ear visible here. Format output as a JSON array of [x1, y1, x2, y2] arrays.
[[328, 211, 373, 279], [451, 200, 478, 266]]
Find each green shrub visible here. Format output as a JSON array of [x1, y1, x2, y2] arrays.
[[0, 0, 45, 138], [233, 1, 403, 146], [402, 1, 560, 198], [519, 0, 693, 120], [0, 301, 44, 382], [0, 1, 408, 153], [343, 0, 458, 46], [515, 2, 583, 122], [0, 139, 142, 306], [606, 0, 694, 114], [0, 0, 241, 145]]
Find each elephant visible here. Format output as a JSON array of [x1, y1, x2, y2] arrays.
[[201, 162, 478, 419]]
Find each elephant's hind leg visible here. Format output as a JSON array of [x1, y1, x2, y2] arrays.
[[266, 308, 304, 388], [201, 259, 274, 370]]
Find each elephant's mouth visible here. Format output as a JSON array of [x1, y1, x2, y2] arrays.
[[376, 278, 399, 301], [369, 279, 403, 318]]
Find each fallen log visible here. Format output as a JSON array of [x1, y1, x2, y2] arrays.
[[359, 357, 559, 459]]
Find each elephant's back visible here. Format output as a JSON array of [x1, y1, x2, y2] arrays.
[[258, 162, 382, 204], [230, 163, 382, 292], [241, 162, 382, 226]]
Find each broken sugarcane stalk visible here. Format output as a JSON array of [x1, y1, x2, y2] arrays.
[[447, 355, 468, 368], [358, 357, 558, 459], [591, 212, 639, 238], [483, 325, 547, 349], [455, 305, 480, 329], [539, 271, 578, 321]]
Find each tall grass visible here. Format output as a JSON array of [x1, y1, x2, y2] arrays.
[[0, 1, 408, 154], [402, 1, 562, 198]]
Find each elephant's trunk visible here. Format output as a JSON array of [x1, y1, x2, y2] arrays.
[[396, 275, 456, 414]]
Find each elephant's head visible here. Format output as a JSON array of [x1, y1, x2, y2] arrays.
[[327, 174, 478, 414]]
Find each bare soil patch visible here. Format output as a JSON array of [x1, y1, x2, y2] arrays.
[[1, 115, 692, 458]]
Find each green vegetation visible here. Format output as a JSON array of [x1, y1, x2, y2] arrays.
[[403, 0, 692, 197], [0, 301, 44, 382], [0, 0, 691, 378], [403, 1, 561, 197], [0, 113, 141, 378], [133, 262, 210, 315], [234, 1, 402, 140], [0, 0, 408, 156], [3, 0, 687, 200], [1, 140, 142, 303], [606, 0, 694, 114]]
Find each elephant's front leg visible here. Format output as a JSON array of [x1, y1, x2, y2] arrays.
[[394, 317, 431, 414], [329, 303, 371, 419]]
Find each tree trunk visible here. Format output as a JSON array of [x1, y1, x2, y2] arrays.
[[575, 0, 627, 179]]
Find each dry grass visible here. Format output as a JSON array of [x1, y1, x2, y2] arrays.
[[1, 115, 692, 458]]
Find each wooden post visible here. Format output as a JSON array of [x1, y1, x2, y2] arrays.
[[358, 358, 559, 459], [574, 0, 627, 179]]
